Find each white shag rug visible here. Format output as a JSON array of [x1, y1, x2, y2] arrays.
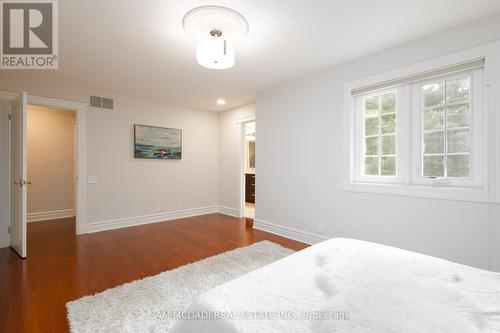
[[66, 241, 294, 333]]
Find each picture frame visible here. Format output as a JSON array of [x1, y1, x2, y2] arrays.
[[134, 124, 182, 159]]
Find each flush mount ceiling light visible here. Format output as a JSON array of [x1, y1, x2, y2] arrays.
[[183, 6, 249, 70], [217, 99, 226, 105]]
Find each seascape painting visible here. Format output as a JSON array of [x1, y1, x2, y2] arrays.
[[134, 124, 182, 159]]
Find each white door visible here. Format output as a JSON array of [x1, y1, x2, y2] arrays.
[[10, 92, 27, 258]]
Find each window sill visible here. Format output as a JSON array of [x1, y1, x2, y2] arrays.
[[343, 180, 492, 203]]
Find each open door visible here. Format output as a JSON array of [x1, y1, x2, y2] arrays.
[[10, 92, 28, 258]]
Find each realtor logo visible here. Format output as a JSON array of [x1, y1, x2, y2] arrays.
[[1, 0, 58, 69]]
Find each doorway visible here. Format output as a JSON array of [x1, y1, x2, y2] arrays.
[[243, 121, 256, 220], [26, 105, 76, 224], [4, 91, 87, 258]]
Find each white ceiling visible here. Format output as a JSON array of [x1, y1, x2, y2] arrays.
[[5, 0, 500, 111]]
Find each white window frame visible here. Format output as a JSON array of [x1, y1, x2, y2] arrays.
[[411, 70, 483, 188], [353, 87, 405, 184], [343, 45, 494, 203]]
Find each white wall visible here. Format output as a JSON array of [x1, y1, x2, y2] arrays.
[[84, 94, 218, 227], [0, 99, 10, 247], [218, 104, 255, 215], [0, 77, 219, 233], [27, 108, 76, 217], [255, 14, 500, 271]]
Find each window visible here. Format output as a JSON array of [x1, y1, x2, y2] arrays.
[[420, 75, 471, 178], [413, 69, 482, 188], [344, 55, 490, 202], [353, 86, 404, 184], [363, 92, 397, 176]]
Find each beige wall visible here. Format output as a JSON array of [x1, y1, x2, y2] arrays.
[[27, 108, 76, 215]]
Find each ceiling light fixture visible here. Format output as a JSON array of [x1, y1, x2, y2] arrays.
[[183, 6, 249, 70], [217, 99, 226, 105]]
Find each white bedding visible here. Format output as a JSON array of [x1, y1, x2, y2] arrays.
[[170, 238, 500, 333]]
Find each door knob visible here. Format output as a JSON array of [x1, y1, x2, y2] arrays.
[[14, 179, 23, 187], [23, 180, 31, 185]]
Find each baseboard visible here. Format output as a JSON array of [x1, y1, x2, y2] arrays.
[[253, 219, 329, 245], [27, 209, 75, 222], [0, 234, 10, 248], [80, 206, 219, 234], [217, 206, 240, 217]]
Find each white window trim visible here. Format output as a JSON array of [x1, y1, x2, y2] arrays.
[[353, 87, 405, 184], [343, 44, 496, 203], [411, 70, 483, 188]]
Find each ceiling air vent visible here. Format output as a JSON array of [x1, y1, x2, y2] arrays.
[[89, 96, 114, 110]]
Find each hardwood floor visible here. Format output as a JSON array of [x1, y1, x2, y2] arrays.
[[0, 213, 307, 333]]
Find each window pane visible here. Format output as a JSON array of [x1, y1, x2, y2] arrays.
[[423, 155, 444, 177], [446, 77, 470, 105], [382, 135, 396, 155], [447, 104, 469, 128], [423, 131, 444, 154], [420, 74, 474, 181], [381, 114, 396, 134], [447, 154, 470, 177], [381, 156, 396, 176], [423, 82, 444, 107], [364, 96, 379, 117], [423, 107, 444, 131], [365, 117, 379, 136], [365, 157, 379, 175], [361, 91, 397, 178], [365, 137, 379, 155], [381, 93, 395, 113], [447, 129, 469, 153]]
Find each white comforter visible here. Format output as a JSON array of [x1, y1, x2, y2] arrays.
[[170, 238, 500, 333]]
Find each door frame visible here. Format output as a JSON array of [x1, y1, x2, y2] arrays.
[[28, 95, 87, 235], [236, 115, 255, 218], [0, 91, 88, 236]]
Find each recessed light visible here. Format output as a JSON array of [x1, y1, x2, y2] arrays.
[[217, 99, 226, 105]]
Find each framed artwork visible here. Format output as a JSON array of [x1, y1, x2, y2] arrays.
[[134, 124, 182, 159]]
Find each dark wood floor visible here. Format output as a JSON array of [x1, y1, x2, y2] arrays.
[[0, 213, 307, 333]]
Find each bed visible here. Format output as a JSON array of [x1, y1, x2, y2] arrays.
[[169, 238, 500, 333]]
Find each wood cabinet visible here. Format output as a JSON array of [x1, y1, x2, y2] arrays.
[[245, 173, 255, 203]]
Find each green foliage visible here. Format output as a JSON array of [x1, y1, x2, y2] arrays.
[[446, 77, 470, 105], [447, 129, 469, 153], [381, 93, 395, 113], [382, 135, 396, 155], [381, 156, 396, 175], [447, 155, 469, 177], [423, 107, 444, 130], [364, 96, 379, 117], [365, 117, 379, 136], [365, 157, 379, 175], [365, 137, 379, 155], [381, 114, 396, 134], [447, 104, 469, 128], [423, 82, 444, 107], [423, 155, 444, 177], [424, 131, 444, 154]]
